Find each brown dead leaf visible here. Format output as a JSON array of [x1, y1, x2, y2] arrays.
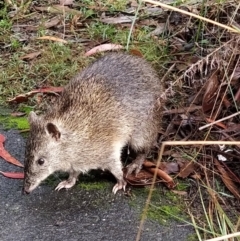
[[190, 173, 201, 180], [161, 162, 179, 174], [235, 87, 240, 102], [60, 0, 73, 5], [130, 49, 144, 57], [225, 123, 240, 133], [143, 161, 177, 189], [147, 23, 166, 36], [8, 87, 64, 104], [177, 160, 195, 178], [37, 36, 67, 44], [21, 17, 61, 31], [232, 65, 240, 82], [124, 168, 156, 186], [84, 44, 124, 56], [100, 15, 135, 24], [0, 171, 24, 179], [20, 51, 41, 60], [142, 160, 179, 174], [44, 17, 61, 29], [0, 134, 23, 167], [35, 5, 81, 16], [214, 158, 240, 201], [11, 112, 26, 117], [205, 117, 227, 129], [171, 190, 188, 196], [202, 71, 220, 113]]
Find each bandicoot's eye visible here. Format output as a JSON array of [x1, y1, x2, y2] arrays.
[[37, 158, 45, 165]]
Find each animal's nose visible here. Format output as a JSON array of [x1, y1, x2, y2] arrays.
[[22, 181, 31, 195], [23, 189, 30, 195]]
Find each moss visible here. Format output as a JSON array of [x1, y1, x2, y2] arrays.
[[187, 234, 199, 241], [18, 105, 33, 114], [147, 204, 182, 225], [176, 180, 190, 191], [0, 115, 29, 130], [44, 171, 111, 191], [77, 181, 110, 191], [129, 186, 188, 225]]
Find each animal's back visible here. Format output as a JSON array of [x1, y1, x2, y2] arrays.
[[51, 53, 163, 149]]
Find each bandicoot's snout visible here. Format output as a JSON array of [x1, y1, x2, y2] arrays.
[[22, 188, 30, 195], [22, 179, 32, 195], [22, 184, 30, 195]]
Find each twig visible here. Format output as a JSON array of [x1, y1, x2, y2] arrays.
[[204, 232, 240, 241], [142, 0, 240, 33], [199, 111, 240, 131]]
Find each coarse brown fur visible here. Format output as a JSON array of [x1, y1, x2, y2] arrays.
[[23, 53, 165, 194]]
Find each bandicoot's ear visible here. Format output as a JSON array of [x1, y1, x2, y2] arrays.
[[46, 123, 61, 141], [28, 111, 39, 124]]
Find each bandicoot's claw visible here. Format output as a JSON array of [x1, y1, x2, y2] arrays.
[[55, 178, 77, 191], [112, 180, 127, 194], [126, 163, 142, 176]]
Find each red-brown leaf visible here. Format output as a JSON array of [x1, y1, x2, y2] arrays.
[[0, 171, 24, 179], [20, 51, 42, 60], [8, 87, 64, 104], [0, 134, 24, 167], [85, 44, 124, 56], [202, 71, 219, 113]]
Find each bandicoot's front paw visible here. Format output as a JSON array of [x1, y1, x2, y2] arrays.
[[55, 178, 76, 191]]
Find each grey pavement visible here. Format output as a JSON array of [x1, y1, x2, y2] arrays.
[[0, 128, 194, 241]]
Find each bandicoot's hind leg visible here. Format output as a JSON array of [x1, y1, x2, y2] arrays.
[[109, 160, 127, 194], [109, 141, 127, 194], [126, 124, 159, 175], [126, 153, 145, 176]]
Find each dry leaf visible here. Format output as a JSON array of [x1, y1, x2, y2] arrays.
[[37, 36, 68, 44], [130, 49, 144, 57], [100, 16, 135, 24], [20, 51, 42, 60], [225, 123, 240, 133], [214, 158, 240, 201], [0, 134, 23, 167], [177, 160, 195, 178], [172, 190, 188, 196], [147, 23, 166, 36], [124, 168, 156, 186], [143, 161, 176, 189], [205, 118, 227, 129], [44, 17, 61, 29], [8, 87, 64, 104], [190, 173, 201, 180], [0, 171, 24, 179], [235, 87, 240, 102], [60, 0, 73, 5], [202, 71, 220, 113], [84, 44, 124, 56], [11, 112, 26, 117], [35, 5, 81, 15]]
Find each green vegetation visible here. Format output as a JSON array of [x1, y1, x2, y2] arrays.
[[0, 115, 29, 130], [130, 187, 188, 225], [77, 181, 110, 191]]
